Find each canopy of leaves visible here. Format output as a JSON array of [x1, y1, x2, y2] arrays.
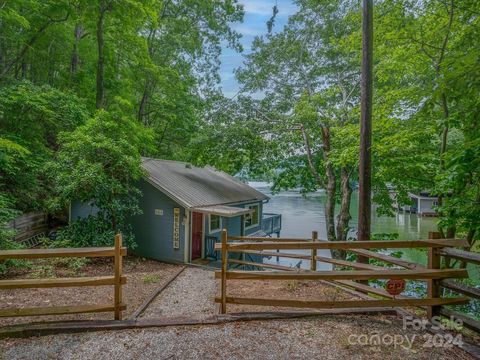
[[0, 0, 244, 247]]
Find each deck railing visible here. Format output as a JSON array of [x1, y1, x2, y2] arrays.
[[261, 213, 282, 235], [214, 230, 479, 333], [0, 234, 126, 320]]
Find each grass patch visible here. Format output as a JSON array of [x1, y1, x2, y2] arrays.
[[284, 280, 300, 292], [142, 274, 162, 284]]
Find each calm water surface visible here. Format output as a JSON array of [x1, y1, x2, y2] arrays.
[[251, 181, 479, 282], [251, 182, 479, 318], [250, 181, 437, 240]]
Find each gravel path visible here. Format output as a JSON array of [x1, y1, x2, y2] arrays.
[[140, 267, 217, 318], [0, 316, 474, 360]]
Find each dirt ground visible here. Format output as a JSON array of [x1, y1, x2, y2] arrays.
[[0, 257, 181, 325], [225, 278, 360, 313]]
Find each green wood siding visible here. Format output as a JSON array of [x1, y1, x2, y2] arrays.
[[129, 180, 186, 263]]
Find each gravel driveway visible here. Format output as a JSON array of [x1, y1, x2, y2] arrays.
[[0, 316, 474, 360], [140, 267, 217, 318], [0, 267, 476, 359]]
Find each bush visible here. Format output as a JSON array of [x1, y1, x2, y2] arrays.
[[56, 216, 136, 249], [0, 194, 29, 274], [50, 109, 153, 249]]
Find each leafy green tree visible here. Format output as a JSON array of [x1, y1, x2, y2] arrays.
[[372, 0, 480, 244], [0, 138, 26, 247], [0, 0, 244, 248], [190, 95, 276, 176], [236, 0, 361, 244], [51, 109, 153, 247], [0, 82, 88, 210], [0, 139, 25, 269]]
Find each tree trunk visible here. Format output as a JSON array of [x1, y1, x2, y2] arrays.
[[336, 167, 352, 242], [437, 92, 457, 238], [0, 13, 69, 80], [300, 124, 336, 244], [138, 85, 149, 123], [70, 24, 83, 75], [300, 124, 325, 189], [21, 62, 27, 79], [96, 2, 109, 109], [432, 1, 454, 236], [321, 126, 337, 243], [138, 79, 157, 124]]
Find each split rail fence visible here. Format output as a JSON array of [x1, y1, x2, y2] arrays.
[[0, 234, 126, 320], [214, 230, 480, 332]]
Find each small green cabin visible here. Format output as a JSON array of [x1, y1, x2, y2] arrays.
[[70, 158, 281, 264]]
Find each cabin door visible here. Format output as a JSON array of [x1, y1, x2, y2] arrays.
[[191, 212, 203, 260]]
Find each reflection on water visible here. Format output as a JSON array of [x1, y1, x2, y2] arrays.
[[251, 181, 437, 271], [250, 181, 437, 240]]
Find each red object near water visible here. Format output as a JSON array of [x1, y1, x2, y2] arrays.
[[386, 279, 406, 296]]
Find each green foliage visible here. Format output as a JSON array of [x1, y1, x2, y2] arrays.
[[0, 0, 243, 250], [57, 215, 135, 248], [30, 264, 56, 279], [0, 0, 244, 251], [2, 0, 480, 253], [0, 194, 18, 248], [190, 95, 277, 176], [235, 0, 361, 192], [0, 82, 89, 211], [142, 273, 162, 284], [0, 82, 88, 152], [0, 194, 29, 274], [51, 110, 150, 248], [231, 0, 480, 247]]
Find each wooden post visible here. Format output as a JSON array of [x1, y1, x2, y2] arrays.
[[276, 232, 280, 262], [311, 231, 318, 271], [357, 0, 373, 265], [114, 233, 123, 320], [220, 229, 228, 314], [427, 231, 441, 319]]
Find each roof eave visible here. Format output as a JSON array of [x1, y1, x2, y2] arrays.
[[144, 177, 268, 209]]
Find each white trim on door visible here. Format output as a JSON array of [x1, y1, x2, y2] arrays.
[[190, 211, 204, 262], [184, 209, 190, 264], [201, 213, 205, 259]]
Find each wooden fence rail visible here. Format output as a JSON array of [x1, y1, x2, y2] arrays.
[[215, 229, 478, 333], [0, 234, 126, 320]]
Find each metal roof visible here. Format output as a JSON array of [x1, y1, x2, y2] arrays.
[[191, 205, 254, 217], [408, 192, 438, 200], [142, 158, 269, 209]]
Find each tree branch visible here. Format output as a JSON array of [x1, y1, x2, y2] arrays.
[[300, 124, 325, 188], [0, 12, 70, 79]]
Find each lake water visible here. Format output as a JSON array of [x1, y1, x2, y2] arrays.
[[251, 182, 479, 319], [250, 181, 437, 240], [250, 181, 479, 283]]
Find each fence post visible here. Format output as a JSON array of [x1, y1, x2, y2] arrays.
[[427, 231, 441, 319], [114, 233, 123, 320], [311, 231, 318, 271], [221, 229, 228, 314], [276, 232, 280, 262]]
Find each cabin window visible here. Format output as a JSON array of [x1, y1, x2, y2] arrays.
[[209, 214, 221, 233], [244, 204, 259, 229]]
